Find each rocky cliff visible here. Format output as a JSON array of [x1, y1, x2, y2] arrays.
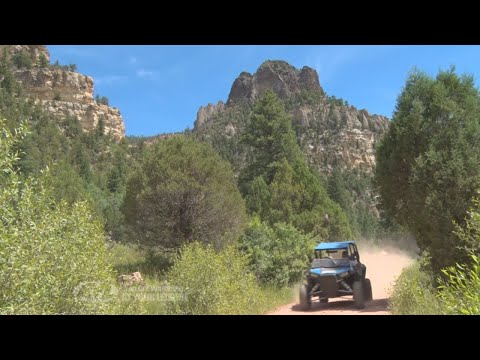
[[193, 60, 390, 173], [227, 60, 321, 105], [0, 45, 125, 140]]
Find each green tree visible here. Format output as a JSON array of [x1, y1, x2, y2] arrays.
[[327, 167, 354, 211], [95, 117, 105, 139], [241, 91, 351, 240], [241, 89, 303, 186], [12, 52, 32, 69], [38, 53, 49, 68], [95, 95, 109, 106], [245, 176, 271, 219], [239, 219, 316, 287], [376, 67, 480, 273], [0, 57, 21, 94], [0, 119, 119, 314], [122, 136, 247, 250]]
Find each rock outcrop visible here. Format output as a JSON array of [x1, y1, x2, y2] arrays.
[[227, 60, 321, 105], [194, 101, 225, 128], [194, 60, 390, 173], [0, 45, 50, 64], [0, 45, 125, 140]]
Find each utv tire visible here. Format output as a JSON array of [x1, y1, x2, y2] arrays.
[[363, 278, 373, 302], [299, 284, 311, 311], [353, 280, 365, 309]]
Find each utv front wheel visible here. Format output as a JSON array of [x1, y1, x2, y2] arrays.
[[353, 280, 365, 309], [299, 284, 311, 311], [363, 278, 373, 302]]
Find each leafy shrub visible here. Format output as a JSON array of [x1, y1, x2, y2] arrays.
[[95, 94, 109, 106], [239, 219, 316, 287], [438, 253, 480, 314], [389, 262, 443, 315], [166, 242, 265, 314], [0, 119, 119, 314], [12, 52, 32, 69]]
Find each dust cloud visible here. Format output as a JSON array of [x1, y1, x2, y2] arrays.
[[268, 242, 415, 315]]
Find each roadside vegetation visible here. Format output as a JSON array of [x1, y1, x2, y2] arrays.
[[380, 68, 480, 314], [3, 49, 480, 314]]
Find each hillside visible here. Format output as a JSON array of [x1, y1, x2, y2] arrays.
[[0, 45, 125, 140], [193, 60, 390, 174]]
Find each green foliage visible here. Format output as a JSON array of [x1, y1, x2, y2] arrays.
[[123, 136, 247, 250], [109, 243, 173, 278], [95, 94, 109, 106], [240, 90, 351, 240], [241, 89, 303, 185], [391, 255, 480, 315], [389, 262, 443, 315], [12, 52, 32, 69], [436, 200, 480, 314], [51, 60, 77, 72], [245, 176, 271, 219], [438, 253, 480, 314], [284, 89, 324, 111], [0, 120, 119, 314], [392, 201, 480, 315], [376, 67, 480, 273], [1, 78, 133, 241], [326, 167, 390, 239], [321, 95, 350, 108], [38, 53, 49, 68], [166, 242, 265, 315], [53, 92, 61, 101], [0, 58, 22, 95], [239, 219, 316, 287]]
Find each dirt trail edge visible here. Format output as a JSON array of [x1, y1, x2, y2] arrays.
[[268, 248, 413, 315]]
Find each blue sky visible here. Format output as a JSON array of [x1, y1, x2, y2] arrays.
[[48, 45, 480, 136]]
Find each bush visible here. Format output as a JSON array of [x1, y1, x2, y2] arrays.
[[0, 119, 119, 314], [12, 52, 32, 69], [95, 94, 109, 106], [38, 53, 49, 68], [123, 136, 247, 250], [432, 198, 480, 314], [166, 242, 265, 314], [437, 253, 480, 314], [239, 219, 316, 287], [109, 242, 173, 277], [389, 262, 443, 315]]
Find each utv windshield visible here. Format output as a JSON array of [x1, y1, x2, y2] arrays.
[[315, 249, 350, 260], [311, 248, 352, 268]]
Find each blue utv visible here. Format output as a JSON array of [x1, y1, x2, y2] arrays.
[[299, 241, 372, 310]]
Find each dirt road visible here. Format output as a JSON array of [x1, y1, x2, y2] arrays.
[[268, 248, 413, 315]]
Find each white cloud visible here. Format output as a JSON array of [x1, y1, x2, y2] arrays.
[[96, 75, 128, 86], [137, 69, 155, 79]]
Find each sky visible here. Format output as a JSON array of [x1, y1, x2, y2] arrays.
[[48, 45, 480, 136]]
